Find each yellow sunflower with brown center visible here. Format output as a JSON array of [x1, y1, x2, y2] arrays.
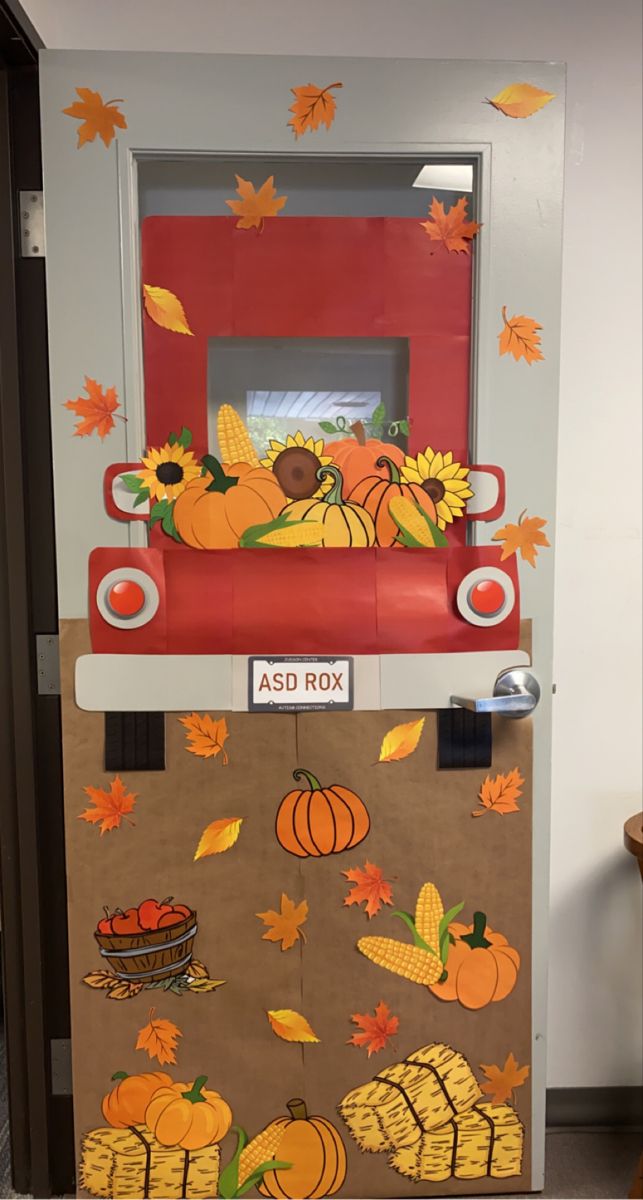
[[138, 441, 201, 502], [401, 447, 474, 529], [261, 431, 334, 500]]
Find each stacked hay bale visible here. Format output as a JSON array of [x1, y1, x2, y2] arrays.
[[338, 1042, 524, 1184], [79, 1125, 220, 1199]]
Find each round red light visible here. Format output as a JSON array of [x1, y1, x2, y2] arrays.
[[107, 579, 146, 617], [469, 578, 506, 616]]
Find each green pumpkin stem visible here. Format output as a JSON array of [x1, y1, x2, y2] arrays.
[[202, 455, 238, 494], [316, 465, 345, 505], [292, 768, 321, 792], [181, 1074, 208, 1104], [111, 1071, 128, 1081], [286, 1097, 308, 1120], [460, 911, 492, 950], [375, 455, 401, 484]]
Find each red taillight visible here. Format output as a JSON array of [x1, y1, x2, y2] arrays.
[[96, 568, 159, 629], [457, 567, 515, 627]]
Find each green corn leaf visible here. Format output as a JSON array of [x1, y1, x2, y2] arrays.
[[235, 1162, 292, 1197], [438, 901, 465, 942], [391, 910, 437, 956], [218, 1127, 248, 1199]]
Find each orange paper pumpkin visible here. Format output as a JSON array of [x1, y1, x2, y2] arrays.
[[144, 1075, 232, 1150], [349, 456, 438, 547], [429, 912, 520, 1010], [101, 1070, 173, 1128], [276, 769, 370, 858], [255, 1098, 347, 1198], [324, 422, 404, 495], [173, 456, 286, 549]]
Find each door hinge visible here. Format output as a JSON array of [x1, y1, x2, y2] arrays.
[[50, 1038, 72, 1096], [35, 633, 60, 695], [19, 189, 45, 258]]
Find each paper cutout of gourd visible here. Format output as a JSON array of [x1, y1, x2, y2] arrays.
[[357, 881, 520, 1008], [276, 768, 370, 857], [238, 1098, 347, 1198], [281, 465, 375, 546], [349, 455, 439, 546], [173, 455, 287, 549], [324, 419, 404, 493], [338, 1041, 524, 1183]]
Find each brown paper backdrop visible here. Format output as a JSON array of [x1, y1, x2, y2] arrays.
[[61, 619, 532, 1199]]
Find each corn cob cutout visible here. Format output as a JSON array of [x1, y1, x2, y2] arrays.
[[239, 513, 325, 548], [388, 495, 449, 548], [357, 880, 464, 989], [217, 404, 260, 467]]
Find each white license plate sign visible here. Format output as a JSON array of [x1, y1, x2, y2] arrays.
[[248, 657, 353, 712]]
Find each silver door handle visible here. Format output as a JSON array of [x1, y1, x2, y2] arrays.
[[450, 668, 540, 719]]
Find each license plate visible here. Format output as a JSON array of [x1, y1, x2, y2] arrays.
[[248, 656, 353, 712]]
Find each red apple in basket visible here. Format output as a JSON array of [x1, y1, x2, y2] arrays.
[[97, 907, 113, 935], [111, 907, 143, 935], [157, 910, 184, 929], [172, 903, 192, 920], [138, 897, 174, 931]]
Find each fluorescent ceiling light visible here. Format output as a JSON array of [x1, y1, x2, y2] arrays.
[[412, 164, 473, 192]]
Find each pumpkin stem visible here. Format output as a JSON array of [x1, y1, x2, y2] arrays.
[[375, 455, 401, 484], [111, 1071, 128, 1081], [292, 768, 322, 792], [286, 1098, 308, 1120], [350, 420, 366, 446], [181, 1074, 208, 1104], [460, 910, 492, 950], [202, 455, 238, 494], [316, 465, 345, 505]]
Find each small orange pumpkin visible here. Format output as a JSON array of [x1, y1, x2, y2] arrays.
[[145, 1075, 233, 1150], [101, 1070, 173, 1128], [282, 466, 375, 547], [254, 1098, 347, 1199], [276, 769, 370, 858], [324, 421, 404, 494], [349, 455, 438, 546], [173, 456, 286, 549], [429, 911, 520, 1010]]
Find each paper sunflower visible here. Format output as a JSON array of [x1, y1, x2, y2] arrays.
[[138, 441, 201, 502], [401, 447, 474, 529], [261, 431, 333, 500]]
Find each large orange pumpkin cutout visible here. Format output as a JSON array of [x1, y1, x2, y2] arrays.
[[324, 421, 404, 494], [429, 911, 520, 1009], [173, 456, 286, 549], [349, 455, 439, 547], [243, 1098, 347, 1199], [276, 769, 370, 858], [101, 1070, 172, 1128]]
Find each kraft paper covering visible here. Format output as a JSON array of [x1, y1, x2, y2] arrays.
[[61, 619, 532, 1197]]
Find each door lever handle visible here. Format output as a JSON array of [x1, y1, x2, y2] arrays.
[[450, 668, 540, 719]]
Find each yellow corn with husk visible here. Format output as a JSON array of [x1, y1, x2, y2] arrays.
[[388, 495, 442, 548], [217, 404, 260, 467], [238, 1124, 284, 1189], [357, 936, 444, 986], [239, 513, 325, 548], [415, 882, 444, 950]]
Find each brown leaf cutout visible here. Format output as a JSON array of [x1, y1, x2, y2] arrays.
[[194, 816, 243, 862], [379, 718, 425, 763], [498, 305, 544, 364], [473, 768, 525, 817], [225, 176, 287, 231], [179, 713, 229, 761], [135, 1007, 182, 1065], [64, 377, 124, 439], [492, 511, 550, 568], [288, 82, 342, 138], [78, 776, 137, 835], [62, 87, 127, 147], [487, 83, 555, 119], [143, 285, 193, 336], [266, 1008, 319, 1043], [479, 1052, 530, 1103], [257, 894, 308, 951]]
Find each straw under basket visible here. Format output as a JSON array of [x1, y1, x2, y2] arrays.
[[94, 911, 198, 982]]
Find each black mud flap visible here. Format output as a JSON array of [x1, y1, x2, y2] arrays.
[[437, 708, 492, 770], [104, 712, 166, 772]]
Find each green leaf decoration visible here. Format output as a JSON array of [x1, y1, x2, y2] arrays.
[[177, 426, 192, 449], [161, 504, 182, 543], [168, 432, 177, 446], [398, 418, 410, 436], [319, 420, 338, 435], [121, 473, 145, 493], [133, 488, 150, 508], [149, 499, 169, 528], [370, 400, 386, 427]]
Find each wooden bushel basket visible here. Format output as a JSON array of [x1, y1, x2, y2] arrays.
[[94, 911, 198, 982]]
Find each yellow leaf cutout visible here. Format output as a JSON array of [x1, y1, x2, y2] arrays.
[[143, 285, 193, 336], [487, 83, 555, 119], [473, 768, 525, 817], [179, 713, 229, 762], [378, 718, 425, 763], [185, 977, 227, 993], [498, 306, 544, 364], [135, 1008, 182, 1066], [194, 816, 243, 862], [266, 1008, 320, 1043]]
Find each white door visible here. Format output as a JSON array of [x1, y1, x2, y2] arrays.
[[41, 51, 564, 1198]]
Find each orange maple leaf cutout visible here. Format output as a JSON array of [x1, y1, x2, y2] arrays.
[[225, 175, 287, 232], [256, 893, 308, 951], [78, 775, 137, 835], [343, 862, 394, 919], [498, 305, 544, 364], [421, 196, 481, 254], [288, 81, 343, 139], [348, 1000, 399, 1057], [64, 376, 124, 440], [179, 713, 229, 761], [62, 87, 127, 148], [135, 1007, 182, 1066], [473, 768, 525, 817], [492, 510, 550, 568], [479, 1052, 530, 1104]]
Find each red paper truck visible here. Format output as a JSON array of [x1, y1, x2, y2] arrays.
[[75, 216, 531, 770]]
